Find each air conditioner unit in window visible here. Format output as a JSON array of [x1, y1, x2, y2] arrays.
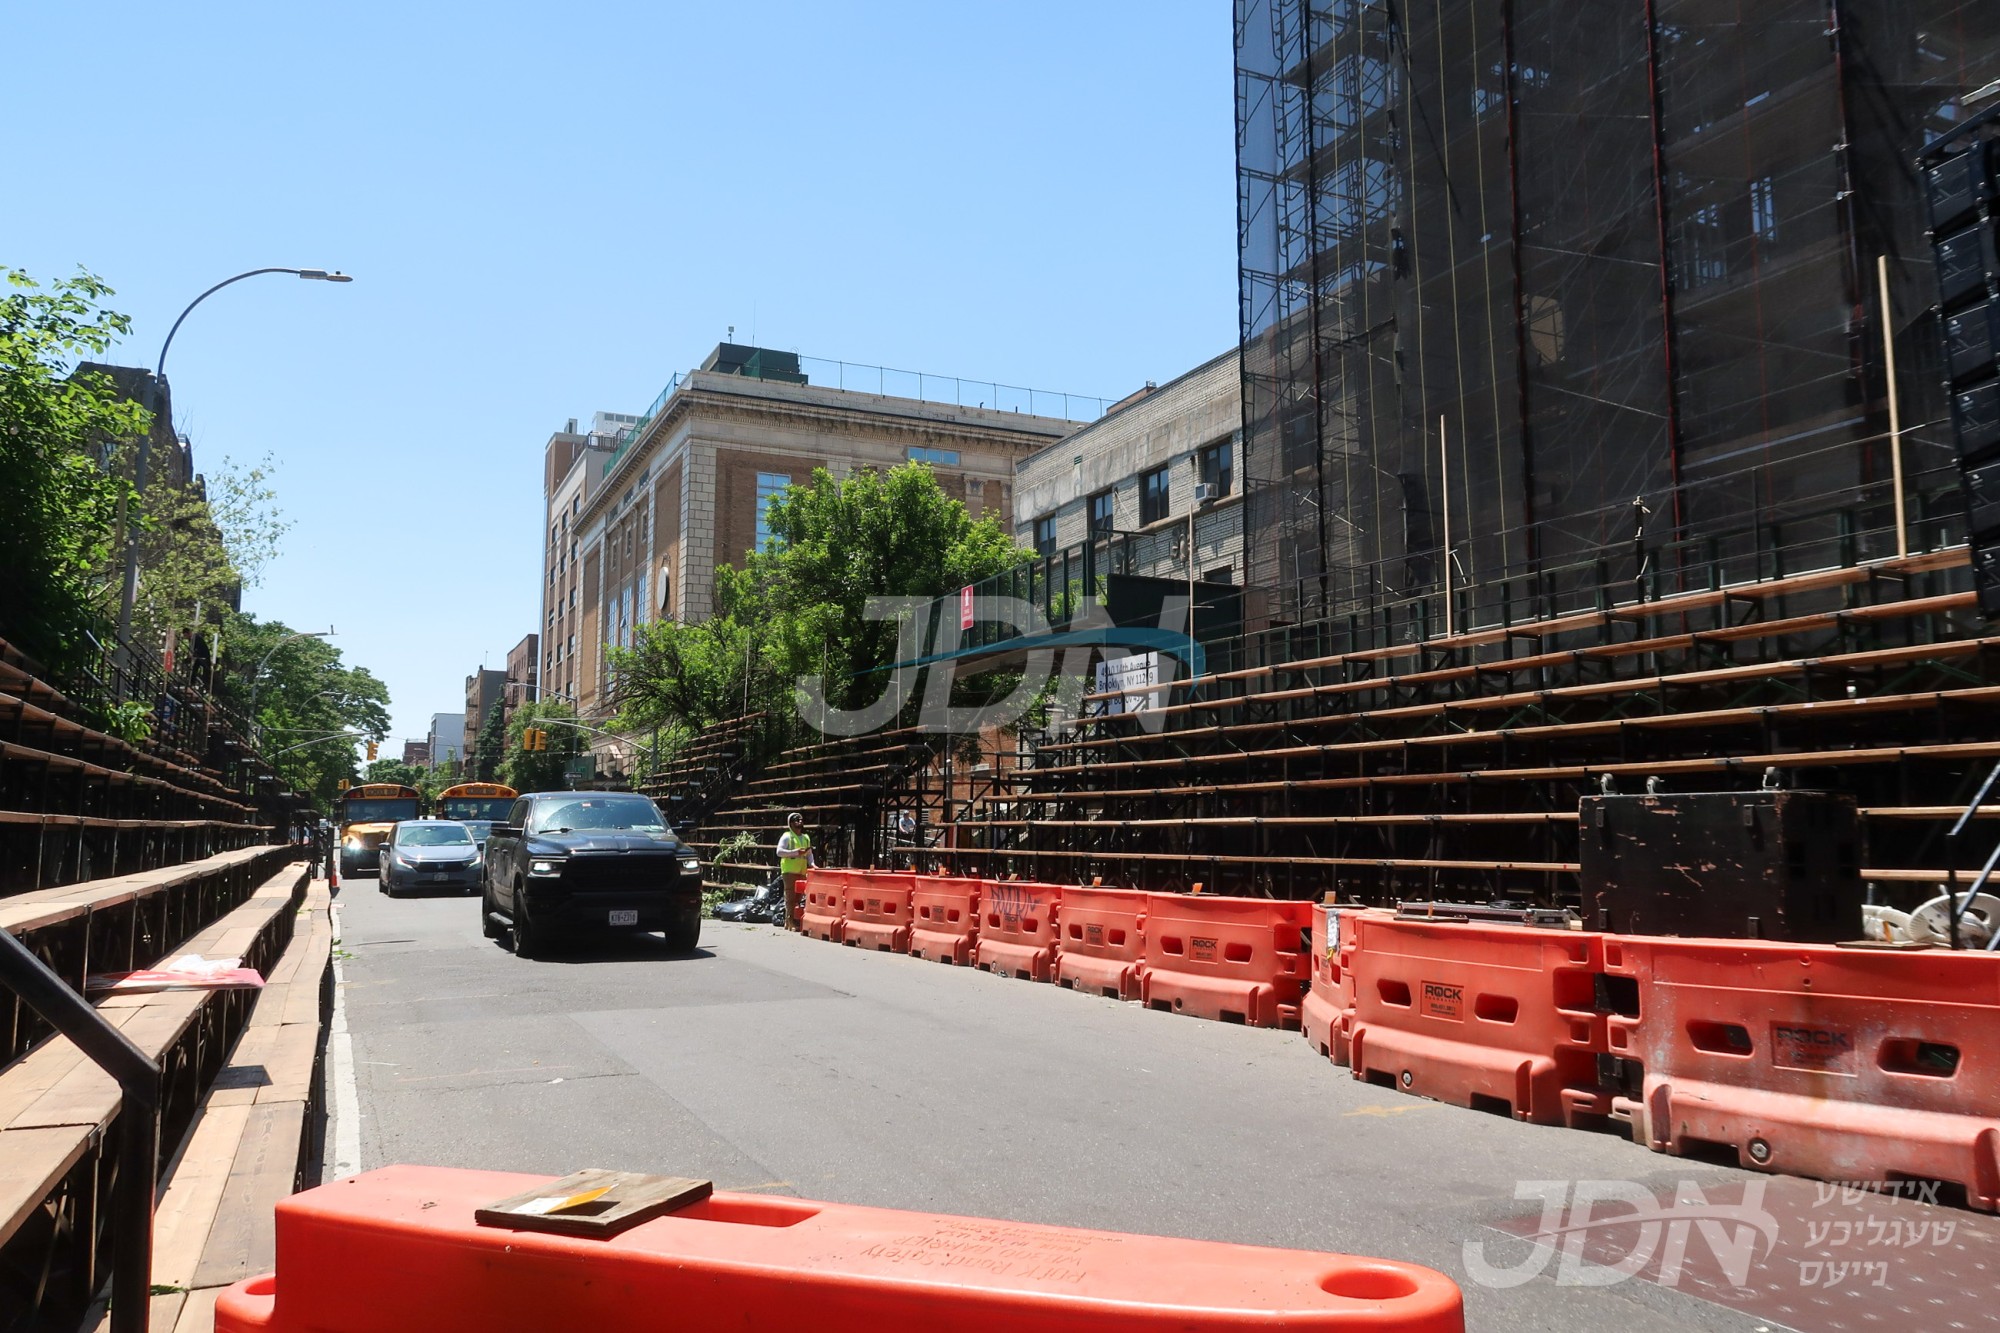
[[1193, 482, 1218, 504]]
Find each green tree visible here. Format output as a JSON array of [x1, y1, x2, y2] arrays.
[[610, 462, 1026, 735], [128, 453, 290, 653], [612, 599, 772, 735], [363, 758, 426, 789], [0, 268, 146, 673], [502, 700, 585, 792], [215, 613, 390, 808], [470, 702, 506, 781], [747, 463, 1025, 711]]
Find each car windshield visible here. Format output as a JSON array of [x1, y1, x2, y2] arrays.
[[529, 799, 666, 834], [399, 824, 472, 847]]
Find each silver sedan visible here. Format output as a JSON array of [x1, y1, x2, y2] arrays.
[[378, 820, 483, 897]]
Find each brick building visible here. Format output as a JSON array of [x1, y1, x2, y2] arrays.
[[553, 344, 1083, 723]]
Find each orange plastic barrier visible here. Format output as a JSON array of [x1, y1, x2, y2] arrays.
[[1054, 886, 1148, 1000], [973, 879, 1064, 982], [1345, 913, 1607, 1126], [214, 1166, 1464, 1333], [1139, 894, 1311, 1029], [843, 870, 916, 953], [910, 875, 983, 965], [1602, 935, 2000, 1209], [800, 869, 847, 943], [1302, 904, 1363, 1066]]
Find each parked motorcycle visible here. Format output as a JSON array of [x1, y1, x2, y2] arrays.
[[711, 876, 787, 925]]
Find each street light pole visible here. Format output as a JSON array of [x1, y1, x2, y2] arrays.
[[116, 267, 353, 653]]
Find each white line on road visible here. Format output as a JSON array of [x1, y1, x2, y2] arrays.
[[326, 899, 363, 1180]]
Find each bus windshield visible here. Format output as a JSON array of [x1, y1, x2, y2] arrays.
[[437, 797, 514, 822], [341, 798, 420, 824]]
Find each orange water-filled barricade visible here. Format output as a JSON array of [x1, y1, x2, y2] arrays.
[[1053, 886, 1148, 1001], [1140, 893, 1311, 1028], [973, 880, 1064, 982], [1344, 912, 1608, 1126], [1598, 934, 2000, 1209], [213, 1166, 1466, 1333], [910, 875, 983, 964], [842, 870, 916, 953], [1302, 904, 1364, 1065], [800, 869, 848, 943]]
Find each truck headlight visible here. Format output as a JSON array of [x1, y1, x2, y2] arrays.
[[680, 859, 701, 873], [529, 860, 560, 876]]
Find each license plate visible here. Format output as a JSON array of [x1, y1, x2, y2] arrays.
[[608, 909, 639, 926], [427, 872, 449, 881]]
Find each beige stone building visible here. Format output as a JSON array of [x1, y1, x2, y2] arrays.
[[1013, 349, 1243, 588], [538, 411, 632, 709], [553, 345, 1083, 723]]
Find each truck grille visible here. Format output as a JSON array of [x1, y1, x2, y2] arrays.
[[562, 855, 678, 894]]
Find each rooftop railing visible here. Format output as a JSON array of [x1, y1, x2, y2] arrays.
[[601, 357, 1115, 477]]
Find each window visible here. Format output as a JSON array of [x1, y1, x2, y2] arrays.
[[1198, 441, 1233, 500], [1750, 176, 1777, 243], [908, 446, 960, 466], [1140, 465, 1170, 526], [755, 472, 790, 552], [1089, 489, 1116, 538], [1034, 515, 1057, 557]]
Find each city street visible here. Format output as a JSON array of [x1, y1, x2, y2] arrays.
[[314, 875, 1983, 1333]]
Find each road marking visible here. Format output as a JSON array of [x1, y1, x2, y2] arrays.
[[1341, 1103, 1435, 1118], [327, 900, 364, 1180]]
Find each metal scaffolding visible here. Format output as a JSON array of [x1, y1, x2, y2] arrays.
[[1234, 0, 2000, 638]]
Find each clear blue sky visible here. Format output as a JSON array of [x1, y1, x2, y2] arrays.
[[5, 2, 1238, 748]]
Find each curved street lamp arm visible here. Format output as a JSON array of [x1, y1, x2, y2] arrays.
[[155, 268, 313, 382]]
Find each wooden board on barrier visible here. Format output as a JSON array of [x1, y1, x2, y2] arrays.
[[474, 1169, 712, 1238]]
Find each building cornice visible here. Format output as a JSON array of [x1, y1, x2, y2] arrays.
[[580, 376, 1075, 526]]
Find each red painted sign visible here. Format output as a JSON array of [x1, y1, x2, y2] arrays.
[[960, 586, 975, 630]]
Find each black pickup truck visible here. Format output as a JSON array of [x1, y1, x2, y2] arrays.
[[481, 791, 703, 958]]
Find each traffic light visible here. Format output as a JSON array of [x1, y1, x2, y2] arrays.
[[365, 741, 378, 761], [523, 728, 546, 752]]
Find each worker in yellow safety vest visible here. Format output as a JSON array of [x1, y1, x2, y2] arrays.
[[776, 812, 815, 931]]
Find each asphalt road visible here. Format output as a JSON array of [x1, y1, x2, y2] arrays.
[[325, 877, 1997, 1333]]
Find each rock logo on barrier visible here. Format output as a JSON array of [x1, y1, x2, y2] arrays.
[[1769, 1023, 1855, 1073], [1421, 982, 1464, 1021]]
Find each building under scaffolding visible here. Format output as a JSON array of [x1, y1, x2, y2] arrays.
[[1235, 0, 2000, 631]]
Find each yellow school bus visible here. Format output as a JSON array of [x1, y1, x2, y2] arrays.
[[336, 783, 422, 877], [433, 782, 518, 825], [434, 782, 518, 852]]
